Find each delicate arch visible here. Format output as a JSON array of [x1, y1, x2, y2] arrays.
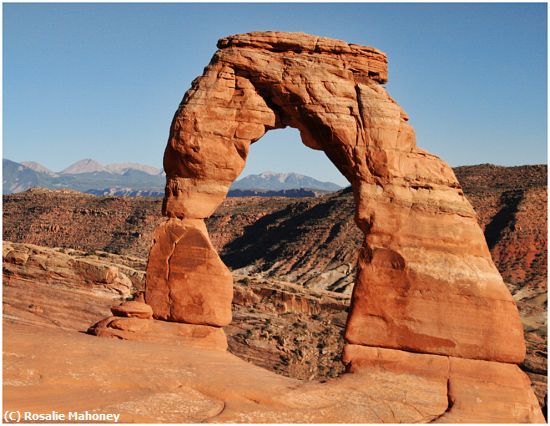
[[146, 31, 525, 364]]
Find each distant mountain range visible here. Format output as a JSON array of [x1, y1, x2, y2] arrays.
[[18, 158, 163, 176], [3, 159, 165, 195], [3, 159, 343, 197], [58, 159, 163, 176], [231, 171, 342, 192]]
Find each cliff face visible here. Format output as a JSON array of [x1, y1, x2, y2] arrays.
[[220, 188, 361, 293]]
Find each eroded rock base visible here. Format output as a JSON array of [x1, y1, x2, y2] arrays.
[[343, 344, 545, 423], [145, 218, 233, 327], [89, 301, 228, 351]]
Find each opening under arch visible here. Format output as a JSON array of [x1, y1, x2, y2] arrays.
[[235, 127, 349, 189], [205, 126, 360, 380]]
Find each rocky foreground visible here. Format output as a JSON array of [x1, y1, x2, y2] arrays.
[[3, 242, 543, 422], [8, 319, 544, 423], [3, 242, 349, 380]]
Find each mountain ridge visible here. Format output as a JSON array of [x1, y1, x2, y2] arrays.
[[5, 158, 546, 199], [231, 171, 342, 191], [3, 158, 343, 196], [61, 158, 109, 174], [21, 161, 57, 176]]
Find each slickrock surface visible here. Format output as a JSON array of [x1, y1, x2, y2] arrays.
[[3, 241, 135, 298], [2, 241, 139, 332], [4, 323, 544, 423], [2, 242, 350, 381]]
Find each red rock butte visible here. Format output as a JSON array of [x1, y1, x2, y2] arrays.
[[91, 31, 542, 422]]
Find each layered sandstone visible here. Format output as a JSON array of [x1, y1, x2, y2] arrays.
[[89, 301, 227, 352], [110, 300, 153, 319], [145, 218, 233, 326], [343, 345, 544, 423], [2, 242, 134, 332], [136, 31, 541, 421], [3, 241, 135, 299], [153, 31, 525, 363], [2, 241, 352, 382]]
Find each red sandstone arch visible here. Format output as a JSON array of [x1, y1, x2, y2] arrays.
[[145, 31, 525, 364]]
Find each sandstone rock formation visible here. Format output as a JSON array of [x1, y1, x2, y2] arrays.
[[2, 242, 136, 332], [5, 322, 545, 423], [89, 301, 227, 351], [110, 300, 153, 319], [151, 31, 525, 359], [145, 218, 233, 326], [4, 32, 539, 421], [2, 240, 352, 383], [343, 345, 543, 423], [3, 241, 135, 298], [142, 31, 541, 421]]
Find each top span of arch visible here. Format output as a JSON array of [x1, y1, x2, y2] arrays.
[[162, 31, 407, 219], [216, 31, 388, 84]]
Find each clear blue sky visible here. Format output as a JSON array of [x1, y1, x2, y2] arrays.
[[4, 3, 547, 186]]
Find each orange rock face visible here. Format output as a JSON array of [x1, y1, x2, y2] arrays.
[[345, 243, 524, 363], [111, 301, 153, 319], [343, 345, 544, 423], [145, 218, 232, 326], [151, 31, 524, 363]]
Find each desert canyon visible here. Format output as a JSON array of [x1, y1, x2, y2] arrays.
[[3, 32, 546, 423]]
